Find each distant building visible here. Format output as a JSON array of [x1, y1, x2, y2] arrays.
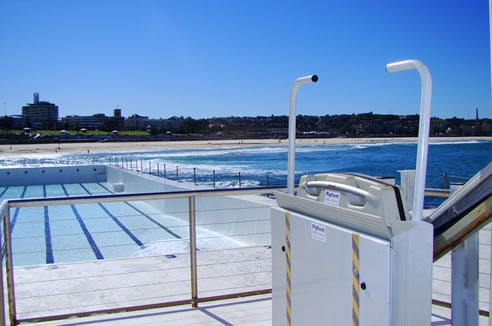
[[60, 113, 107, 130], [10, 115, 28, 129], [22, 93, 58, 129], [149, 117, 183, 130], [102, 108, 125, 131], [0, 115, 28, 129], [125, 114, 183, 131], [125, 114, 149, 130]]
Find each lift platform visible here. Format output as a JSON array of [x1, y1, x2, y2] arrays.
[[271, 60, 436, 325], [272, 173, 433, 325]]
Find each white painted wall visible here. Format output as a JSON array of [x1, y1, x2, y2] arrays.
[[0, 165, 274, 247], [105, 166, 274, 246], [0, 165, 106, 186]]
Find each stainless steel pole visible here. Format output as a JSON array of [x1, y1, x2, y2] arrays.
[[188, 197, 198, 307], [287, 75, 318, 195], [3, 208, 16, 325], [450, 183, 478, 325], [0, 209, 6, 326], [387, 59, 432, 222]]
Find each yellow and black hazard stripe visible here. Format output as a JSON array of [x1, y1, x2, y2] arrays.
[[285, 212, 292, 326], [352, 233, 360, 326]]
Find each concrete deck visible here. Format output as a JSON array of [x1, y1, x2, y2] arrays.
[[23, 295, 491, 326], [11, 225, 492, 325]]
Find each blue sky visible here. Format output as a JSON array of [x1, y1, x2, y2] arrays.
[[0, 1, 490, 120]]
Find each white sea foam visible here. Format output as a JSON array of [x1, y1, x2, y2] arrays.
[[429, 140, 485, 145]]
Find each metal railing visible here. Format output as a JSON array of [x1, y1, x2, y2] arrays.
[[0, 182, 461, 325], [0, 186, 286, 325], [14, 155, 469, 191], [109, 158, 277, 188]]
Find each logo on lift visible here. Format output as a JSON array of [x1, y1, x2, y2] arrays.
[[324, 190, 341, 207], [311, 222, 326, 242]]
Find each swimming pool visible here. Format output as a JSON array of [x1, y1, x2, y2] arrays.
[[1, 166, 273, 267]]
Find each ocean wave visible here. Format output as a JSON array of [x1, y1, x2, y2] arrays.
[[429, 140, 487, 145], [146, 160, 286, 176]]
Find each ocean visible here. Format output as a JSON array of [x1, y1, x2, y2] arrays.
[[1, 140, 491, 208]]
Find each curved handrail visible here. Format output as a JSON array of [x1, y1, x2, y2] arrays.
[[287, 75, 318, 195], [305, 181, 370, 199], [387, 59, 432, 222]]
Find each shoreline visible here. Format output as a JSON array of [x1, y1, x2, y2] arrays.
[[0, 136, 490, 157]]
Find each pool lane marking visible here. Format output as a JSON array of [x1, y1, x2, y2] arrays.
[[10, 186, 26, 233], [96, 183, 182, 239], [43, 186, 54, 264], [61, 185, 104, 260], [0, 186, 9, 198], [78, 184, 144, 246], [124, 202, 182, 239]]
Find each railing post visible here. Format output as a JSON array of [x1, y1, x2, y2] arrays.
[[188, 197, 198, 307], [176, 166, 179, 182], [130, 159, 132, 171], [140, 161, 143, 173], [267, 174, 270, 186], [451, 182, 478, 326], [193, 168, 197, 185], [238, 172, 241, 188], [213, 170, 216, 188], [489, 221, 492, 326], [399, 170, 416, 216], [3, 207, 16, 325], [0, 209, 6, 326], [443, 173, 448, 189]]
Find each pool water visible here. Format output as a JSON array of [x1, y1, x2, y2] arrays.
[[1, 183, 245, 266]]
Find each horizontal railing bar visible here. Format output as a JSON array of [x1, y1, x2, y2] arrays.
[[16, 289, 272, 325], [7, 186, 288, 208], [16, 298, 194, 324], [432, 299, 489, 317], [194, 289, 272, 304], [18, 271, 271, 300], [4, 185, 448, 209], [17, 258, 270, 286], [424, 188, 451, 198]]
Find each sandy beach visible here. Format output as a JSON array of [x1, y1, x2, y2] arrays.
[[0, 137, 490, 157]]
